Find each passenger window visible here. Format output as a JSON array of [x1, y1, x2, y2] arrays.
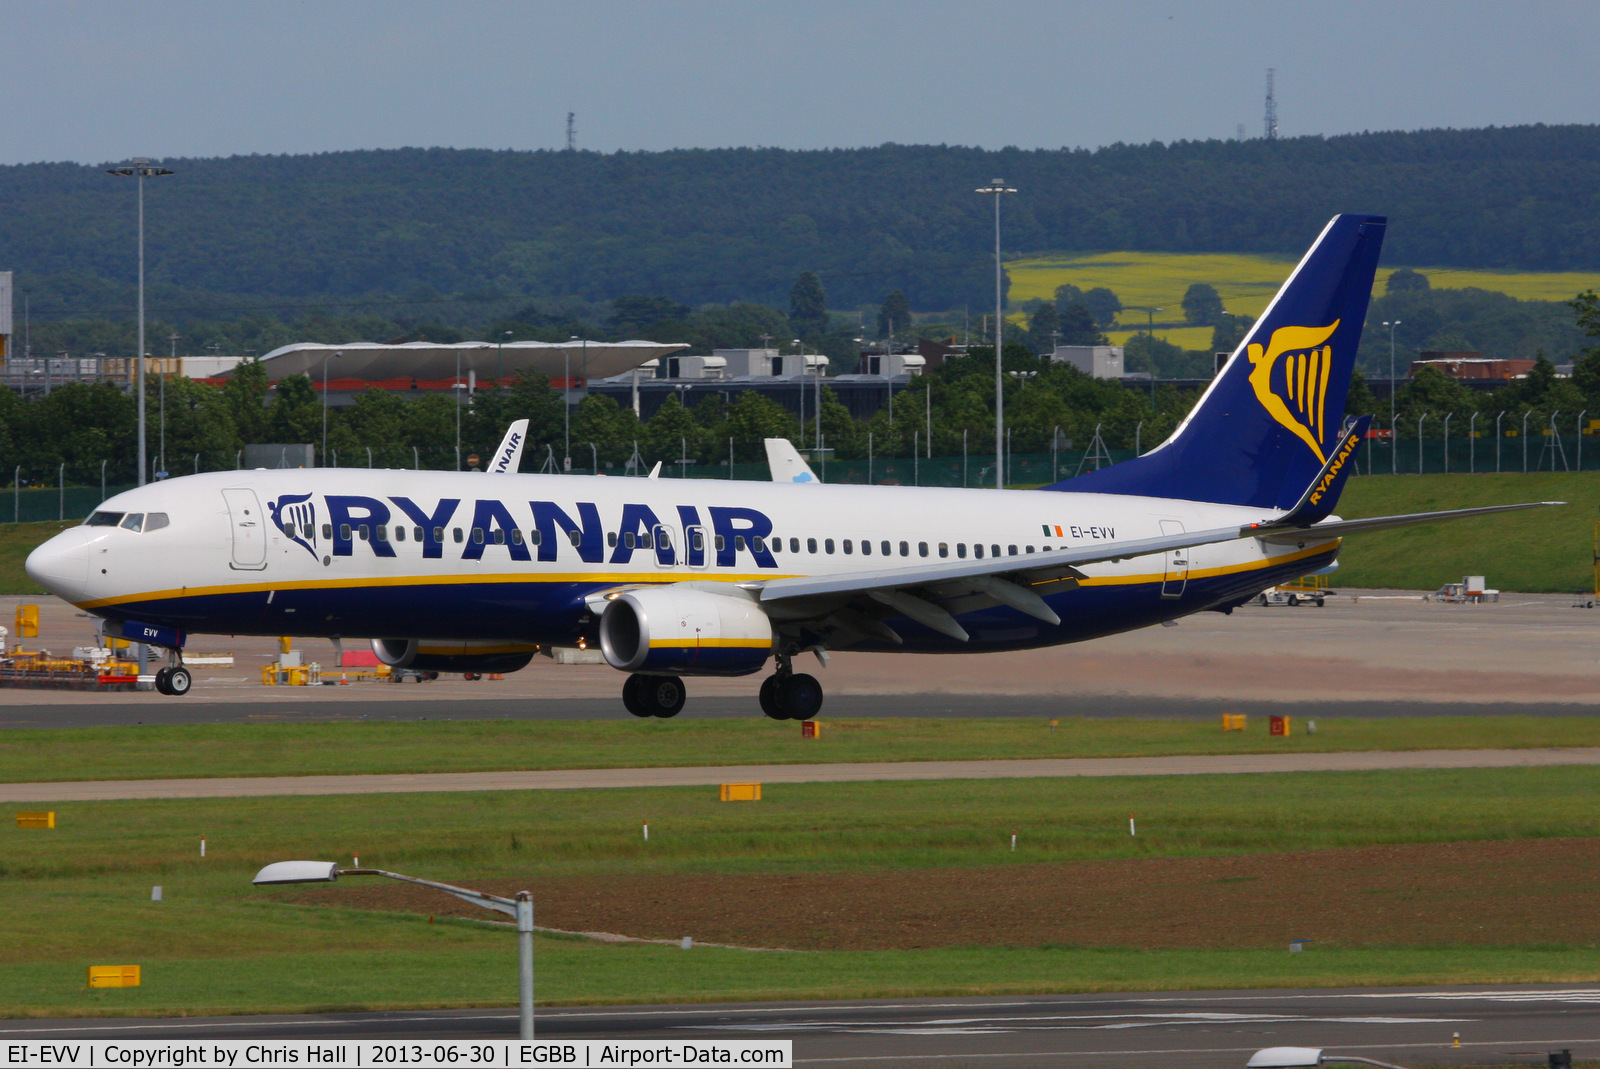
[[568, 529, 582, 547], [715, 534, 726, 551], [879, 540, 890, 556], [825, 538, 835, 554], [919, 542, 929, 557], [120, 513, 145, 532], [1026, 545, 1034, 554], [395, 526, 406, 542], [789, 537, 799, 552], [472, 528, 484, 544], [767, 537, 778, 553], [958, 543, 967, 558], [511, 529, 524, 545], [623, 532, 635, 549], [453, 528, 463, 543], [992, 544, 1001, 557], [144, 513, 170, 532], [340, 524, 352, 541], [862, 540, 872, 556], [807, 538, 817, 553], [658, 531, 671, 551], [753, 536, 765, 552], [641, 532, 652, 549], [939, 543, 948, 558], [691, 530, 704, 551], [899, 541, 909, 556], [975, 544, 984, 559], [86, 511, 124, 527], [358, 525, 370, 541], [735, 535, 747, 551], [1008, 545, 1018, 556], [843, 539, 853, 554], [375, 525, 387, 541], [324, 523, 333, 539], [609, 531, 619, 548], [493, 528, 505, 545], [415, 526, 425, 542], [302, 523, 314, 540], [529, 529, 542, 546]]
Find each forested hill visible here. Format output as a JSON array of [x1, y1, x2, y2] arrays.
[[7, 124, 1600, 315]]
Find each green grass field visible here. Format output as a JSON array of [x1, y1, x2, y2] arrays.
[[1006, 249, 1600, 328], [6, 766, 1600, 1016], [6, 716, 1600, 783], [1335, 472, 1598, 592]]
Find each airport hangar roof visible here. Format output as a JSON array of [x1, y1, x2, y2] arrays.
[[239, 340, 691, 383]]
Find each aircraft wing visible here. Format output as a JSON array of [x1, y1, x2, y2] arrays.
[[764, 438, 819, 483], [1252, 501, 1563, 543], [487, 420, 529, 474]]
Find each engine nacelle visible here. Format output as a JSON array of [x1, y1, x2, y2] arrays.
[[371, 638, 537, 674], [598, 586, 772, 677]]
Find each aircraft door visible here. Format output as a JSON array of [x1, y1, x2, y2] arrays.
[[651, 523, 676, 568], [223, 488, 268, 571], [1159, 519, 1187, 599]]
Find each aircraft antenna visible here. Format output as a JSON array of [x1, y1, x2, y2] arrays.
[[566, 112, 577, 152], [1263, 69, 1278, 140]]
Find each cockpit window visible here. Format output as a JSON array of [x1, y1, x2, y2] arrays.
[[86, 511, 124, 527], [144, 513, 170, 532], [119, 513, 146, 532]]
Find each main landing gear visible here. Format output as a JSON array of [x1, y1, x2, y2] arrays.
[[623, 673, 686, 718], [759, 653, 823, 721], [153, 651, 192, 697]]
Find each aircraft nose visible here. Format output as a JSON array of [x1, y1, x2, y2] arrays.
[[24, 527, 92, 603]]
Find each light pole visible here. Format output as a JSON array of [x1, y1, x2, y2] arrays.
[[976, 178, 1016, 489], [322, 350, 343, 466], [1145, 307, 1164, 407], [106, 158, 174, 487], [1382, 319, 1402, 472], [566, 336, 579, 471], [498, 331, 512, 391], [253, 861, 536, 1040]]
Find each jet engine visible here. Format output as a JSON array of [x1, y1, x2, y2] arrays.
[[598, 586, 772, 676], [371, 638, 537, 674]]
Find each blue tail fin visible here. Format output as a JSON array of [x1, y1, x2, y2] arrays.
[[1051, 214, 1386, 511]]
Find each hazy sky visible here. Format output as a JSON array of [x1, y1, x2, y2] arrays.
[[4, 0, 1597, 165]]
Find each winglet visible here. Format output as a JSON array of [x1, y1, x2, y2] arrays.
[[487, 420, 529, 474], [764, 437, 819, 483], [1268, 415, 1371, 528]]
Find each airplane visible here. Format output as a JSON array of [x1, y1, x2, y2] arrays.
[[24, 213, 1560, 715]]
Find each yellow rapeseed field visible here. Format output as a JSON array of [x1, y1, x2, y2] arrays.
[[1008, 251, 1600, 333]]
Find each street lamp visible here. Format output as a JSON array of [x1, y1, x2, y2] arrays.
[[106, 157, 174, 487], [254, 861, 535, 1040], [1382, 319, 1402, 473], [498, 331, 512, 391], [322, 350, 343, 466], [1145, 307, 1164, 407], [976, 178, 1017, 489], [566, 337, 580, 471]]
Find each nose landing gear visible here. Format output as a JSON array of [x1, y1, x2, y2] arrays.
[[154, 655, 192, 696], [623, 673, 686, 718]]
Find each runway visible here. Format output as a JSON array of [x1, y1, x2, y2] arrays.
[[6, 986, 1600, 1066], [5, 746, 1600, 802]]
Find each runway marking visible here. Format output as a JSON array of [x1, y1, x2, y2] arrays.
[[798, 1037, 1600, 1064], [694, 1012, 1471, 1035], [7, 748, 1600, 802]]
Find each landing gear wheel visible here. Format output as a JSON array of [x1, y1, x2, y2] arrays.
[[154, 667, 173, 695], [627, 674, 686, 718], [622, 674, 652, 718], [778, 673, 823, 720], [166, 666, 192, 696], [760, 675, 786, 720]]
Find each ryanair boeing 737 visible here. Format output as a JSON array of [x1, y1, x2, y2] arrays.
[[24, 215, 1559, 717]]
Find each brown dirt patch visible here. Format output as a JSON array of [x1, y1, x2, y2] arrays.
[[290, 839, 1600, 951]]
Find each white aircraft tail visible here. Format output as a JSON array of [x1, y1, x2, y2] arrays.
[[764, 438, 818, 483], [488, 420, 529, 474]]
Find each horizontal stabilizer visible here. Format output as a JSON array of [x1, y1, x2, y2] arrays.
[[1255, 501, 1564, 543]]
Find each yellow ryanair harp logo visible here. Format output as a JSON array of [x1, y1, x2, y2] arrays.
[[1246, 320, 1341, 463]]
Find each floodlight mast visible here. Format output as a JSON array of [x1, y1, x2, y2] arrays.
[[253, 862, 535, 1039], [975, 179, 1016, 489], [105, 158, 174, 488]]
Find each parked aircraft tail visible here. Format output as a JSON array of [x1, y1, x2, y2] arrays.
[[1050, 213, 1387, 512]]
